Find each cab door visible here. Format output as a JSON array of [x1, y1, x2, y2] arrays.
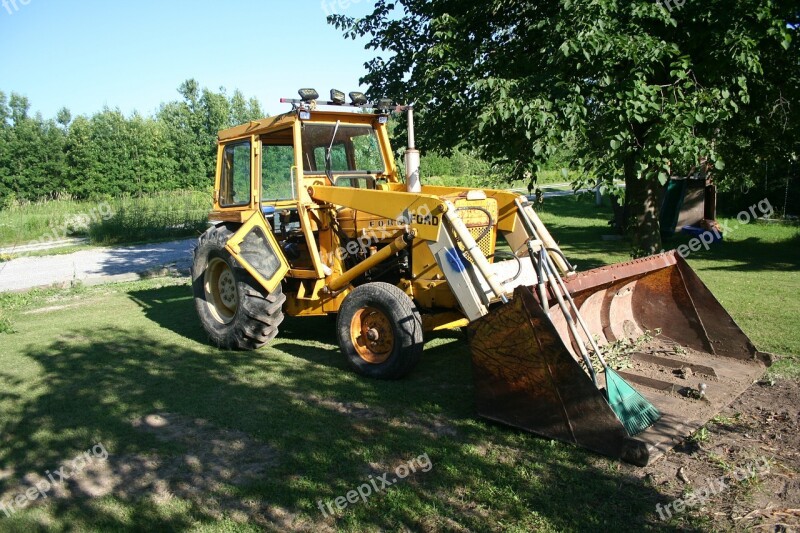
[[221, 136, 289, 293]]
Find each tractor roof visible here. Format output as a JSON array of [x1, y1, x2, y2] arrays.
[[217, 109, 382, 142]]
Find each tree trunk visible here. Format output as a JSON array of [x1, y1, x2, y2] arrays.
[[624, 156, 664, 257]]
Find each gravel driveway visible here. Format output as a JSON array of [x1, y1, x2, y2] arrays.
[[0, 238, 196, 292]]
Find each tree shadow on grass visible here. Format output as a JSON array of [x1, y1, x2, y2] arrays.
[[684, 234, 800, 272], [535, 196, 634, 270], [0, 284, 691, 531], [126, 282, 207, 344], [538, 196, 800, 273]]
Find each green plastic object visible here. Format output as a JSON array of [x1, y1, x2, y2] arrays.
[[659, 178, 687, 237], [605, 368, 662, 436]]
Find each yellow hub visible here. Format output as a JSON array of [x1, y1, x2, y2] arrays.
[[350, 306, 394, 364], [205, 257, 238, 324]]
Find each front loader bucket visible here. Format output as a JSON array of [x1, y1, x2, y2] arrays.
[[469, 251, 770, 466]]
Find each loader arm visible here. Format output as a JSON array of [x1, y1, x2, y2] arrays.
[[312, 183, 769, 466], [308, 185, 539, 321], [308, 185, 447, 242]]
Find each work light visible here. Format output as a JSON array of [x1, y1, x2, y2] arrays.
[[330, 89, 346, 105], [376, 98, 394, 111], [298, 88, 319, 102], [349, 92, 368, 105]]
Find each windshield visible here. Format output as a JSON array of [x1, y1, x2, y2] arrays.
[[301, 123, 385, 174]]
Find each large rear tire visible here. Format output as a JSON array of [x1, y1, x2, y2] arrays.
[[192, 224, 286, 350], [337, 282, 424, 379]]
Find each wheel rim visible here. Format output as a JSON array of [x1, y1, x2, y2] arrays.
[[204, 257, 238, 324], [350, 306, 394, 364]]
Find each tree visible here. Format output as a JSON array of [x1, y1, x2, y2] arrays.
[[0, 93, 11, 201], [0, 92, 10, 127], [714, 16, 800, 212], [332, 0, 799, 254], [56, 107, 72, 130], [8, 93, 30, 124], [0, 91, 69, 201], [158, 81, 209, 190], [64, 115, 97, 198]]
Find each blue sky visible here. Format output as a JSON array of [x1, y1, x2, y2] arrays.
[[0, 0, 378, 119]]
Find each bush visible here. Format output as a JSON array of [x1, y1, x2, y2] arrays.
[[89, 190, 211, 244], [0, 190, 211, 247]]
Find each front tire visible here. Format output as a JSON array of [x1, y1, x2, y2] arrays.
[[192, 224, 286, 350], [337, 282, 424, 379]]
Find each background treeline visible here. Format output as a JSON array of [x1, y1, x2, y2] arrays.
[[4, 77, 790, 220], [0, 80, 265, 205], [0, 79, 511, 208]]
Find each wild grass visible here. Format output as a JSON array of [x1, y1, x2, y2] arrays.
[[0, 174, 582, 250], [0, 190, 211, 247], [424, 169, 576, 189]]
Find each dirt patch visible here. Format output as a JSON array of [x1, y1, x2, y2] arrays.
[[130, 412, 278, 490], [23, 300, 95, 315], [293, 392, 458, 439], [621, 379, 800, 530], [0, 413, 313, 530]]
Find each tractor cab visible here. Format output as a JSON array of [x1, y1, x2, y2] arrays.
[[212, 88, 400, 213], [208, 89, 407, 300]]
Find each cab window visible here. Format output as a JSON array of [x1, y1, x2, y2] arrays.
[[262, 144, 295, 200], [302, 124, 384, 174], [220, 140, 251, 207], [314, 145, 347, 172]]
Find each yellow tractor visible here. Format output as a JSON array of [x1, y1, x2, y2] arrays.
[[192, 88, 770, 465]]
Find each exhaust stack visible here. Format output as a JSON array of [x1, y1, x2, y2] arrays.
[[404, 106, 421, 193]]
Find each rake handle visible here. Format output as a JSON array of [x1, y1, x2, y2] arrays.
[[539, 248, 598, 385], [548, 258, 610, 369]]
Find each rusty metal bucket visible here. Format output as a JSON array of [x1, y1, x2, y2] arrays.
[[469, 251, 770, 465]]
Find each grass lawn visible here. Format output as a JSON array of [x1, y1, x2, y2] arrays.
[[0, 195, 797, 531]]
